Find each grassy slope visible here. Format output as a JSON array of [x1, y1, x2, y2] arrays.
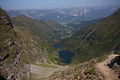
[[12, 15, 66, 64], [0, 8, 60, 79], [12, 15, 69, 44], [14, 25, 60, 64], [65, 18, 103, 33], [61, 9, 120, 64]]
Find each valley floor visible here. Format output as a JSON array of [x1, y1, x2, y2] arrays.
[[30, 63, 69, 80], [96, 54, 119, 80]]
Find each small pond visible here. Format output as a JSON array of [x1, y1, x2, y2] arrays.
[[52, 43, 74, 64], [58, 50, 74, 64]]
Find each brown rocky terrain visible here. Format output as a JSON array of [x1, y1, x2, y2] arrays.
[[0, 8, 30, 80], [96, 54, 119, 80], [49, 54, 120, 80], [48, 57, 105, 80], [0, 8, 51, 80]]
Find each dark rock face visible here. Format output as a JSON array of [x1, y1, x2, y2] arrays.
[[0, 8, 13, 28], [0, 75, 6, 80], [113, 42, 120, 54], [107, 55, 120, 79], [107, 56, 120, 68], [0, 8, 30, 80], [118, 73, 120, 79]]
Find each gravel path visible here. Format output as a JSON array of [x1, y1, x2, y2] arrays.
[[30, 64, 69, 79], [96, 54, 119, 80]]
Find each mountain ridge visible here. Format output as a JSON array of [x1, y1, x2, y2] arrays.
[[8, 7, 118, 23], [0, 8, 60, 80], [12, 15, 70, 44], [61, 8, 120, 64]]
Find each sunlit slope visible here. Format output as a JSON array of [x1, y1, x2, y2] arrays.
[[62, 9, 120, 63]]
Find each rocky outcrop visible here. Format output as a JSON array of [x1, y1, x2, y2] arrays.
[[107, 55, 120, 79], [0, 8, 54, 80], [112, 41, 120, 54], [0, 8, 30, 80]]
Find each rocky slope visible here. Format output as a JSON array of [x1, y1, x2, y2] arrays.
[[0, 8, 30, 80], [96, 54, 120, 80], [61, 9, 120, 64], [49, 54, 120, 80], [48, 55, 107, 80], [0, 8, 56, 80]]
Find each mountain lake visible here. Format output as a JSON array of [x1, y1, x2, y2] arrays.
[[52, 43, 74, 64]]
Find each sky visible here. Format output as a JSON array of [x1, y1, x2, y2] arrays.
[[0, 0, 120, 10]]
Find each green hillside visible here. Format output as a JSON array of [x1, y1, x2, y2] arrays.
[[0, 8, 60, 80], [61, 9, 120, 64], [12, 15, 70, 44], [65, 19, 103, 33]]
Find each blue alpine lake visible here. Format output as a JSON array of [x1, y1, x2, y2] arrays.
[[52, 43, 74, 64], [58, 50, 74, 64]]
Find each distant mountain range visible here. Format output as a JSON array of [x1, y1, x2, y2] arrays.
[[8, 7, 118, 23]]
